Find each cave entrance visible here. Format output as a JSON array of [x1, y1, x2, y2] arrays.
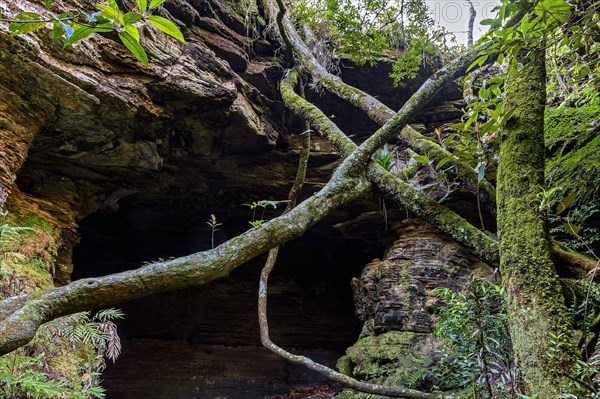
[[72, 199, 378, 399]]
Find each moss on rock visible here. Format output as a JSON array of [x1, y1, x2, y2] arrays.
[[337, 331, 431, 398], [545, 105, 600, 206]]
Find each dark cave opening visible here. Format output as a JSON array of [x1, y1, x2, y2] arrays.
[[72, 199, 380, 399]]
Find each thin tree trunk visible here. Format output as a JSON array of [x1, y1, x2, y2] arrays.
[[466, 0, 476, 49]]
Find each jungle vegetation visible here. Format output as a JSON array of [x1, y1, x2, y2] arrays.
[[0, 0, 599, 398]]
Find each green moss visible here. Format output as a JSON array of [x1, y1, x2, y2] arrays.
[[545, 105, 600, 205], [337, 331, 429, 398], [0, 210, 60, 292], [497, 52, 578, 398]]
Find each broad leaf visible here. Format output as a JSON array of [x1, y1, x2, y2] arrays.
[[436, 155, 456, 171], [468, 54, 488, 72], [413, 155, 430, 164], [52, 21, 65, 40], [123, 24, 140, 42], [123, 12, 142, 25], [563, 223, 581, 236], [480, 18, 500, 28], [107, 0, 120, 11], [556, 193, 577, 215], [64, 23, 113, 46], [118, 31, 148, 67], [64, 25, 96, 46], [149, 0, 167, 9], [136, 0, 148, 13], [97, 4, 123, 24], [147, 15, 185, 42], [9, 12, 45, 35]]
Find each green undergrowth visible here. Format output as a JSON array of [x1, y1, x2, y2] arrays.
[[0, 209, 121, 398]]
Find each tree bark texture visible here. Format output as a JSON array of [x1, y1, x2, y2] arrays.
[[497, 50, 577, 397]]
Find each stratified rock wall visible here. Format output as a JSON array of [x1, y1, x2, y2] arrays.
[[339, 219, 492, 395]]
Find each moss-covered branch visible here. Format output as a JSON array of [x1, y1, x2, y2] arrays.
[[0, 170, 370, 355], [281, 68, 498, 264], [367, 164, 499, 265], [279, 62, 596, 276], [268, 0, 496, 214]]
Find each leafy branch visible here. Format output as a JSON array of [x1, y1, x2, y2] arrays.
[[2, 0, 185, 67]]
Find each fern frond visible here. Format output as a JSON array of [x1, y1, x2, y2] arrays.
[[94, 308, 125, 322]]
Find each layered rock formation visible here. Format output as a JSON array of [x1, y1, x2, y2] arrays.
[[336, 218, 492, 396]]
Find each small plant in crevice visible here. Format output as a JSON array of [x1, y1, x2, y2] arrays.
[[206, 214, 222, 249], [244, 199, 289, 229], [373, 143, 396, 172], [432, 276, 515, 398]]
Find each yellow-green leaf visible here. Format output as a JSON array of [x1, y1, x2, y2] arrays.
[[9, 12, 45, 35], [107, 0, 120, 10], [149, 0, 167, 9], [123, 12, 142, 25], [136, 0, 148, 13], [123, 24, 140, 42], [147, 15, 185, 42], [563, 223, 581, 237], [118, 31, 148, 67], [97, 4, 123, 24]]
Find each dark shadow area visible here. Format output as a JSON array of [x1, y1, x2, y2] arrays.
[[73, 199, 380, 398]]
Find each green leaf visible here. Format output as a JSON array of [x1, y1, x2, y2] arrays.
[[63, 23, 113, 46], [556, 193, 577, 215], [149, 0, 168, 9], [465, 111, 479, 129], [436, 155, 456, 170], [136, 0, 148, 13], [468, 54, 488, 72], [97, 4, 123, 24], [123, 24, 140, 41], [414, 155, 430, 164], [9, 12, 46, 35], [52, 21, 65, 40], [444, 133, 458, 146], [107, 0, 120, 11], [147, 15, 185, 42], [480, 18, 500, 28], [63, 25, 95, 45], [486, 77, 503, 85], [123, 12, 143, 25], [44, 0, 52, 7], [118, 31, 148, 67]]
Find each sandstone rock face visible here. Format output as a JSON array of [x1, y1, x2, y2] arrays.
[[338, 219, 492, 395], [353, 219, 489, 335]]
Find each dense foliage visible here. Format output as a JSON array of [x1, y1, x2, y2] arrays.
[[290, 0, 451, 82]]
